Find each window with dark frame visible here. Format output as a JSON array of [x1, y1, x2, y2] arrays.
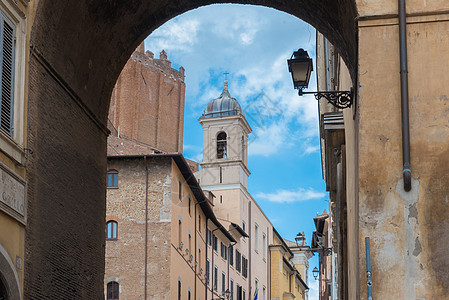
[[220, 242, 227, 260], [213, 234, 218, 251], [178, 279, 181, 300], [106, 220, 118, 239], [207, 228, 212, 246], [178, 180, 182, 200], [107, 170, 118, 188], [236, 249, 241, 272], [230, 279, 234, 300], [222, 272, 226, 294], [229, 245, 234, 266], [242, 256, 248, 278], [0, 12, 15, 137], [107, 281, 119, 300], [214, 266, 218, 291], [206, 259, 210, 286]]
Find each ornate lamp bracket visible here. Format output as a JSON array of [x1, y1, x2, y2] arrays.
[[301, 89, 353, 109]]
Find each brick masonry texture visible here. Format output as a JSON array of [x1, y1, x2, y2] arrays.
[[105, 157, 172, 299], [25, 57, 107, 299], [108, 49, 185, 153]]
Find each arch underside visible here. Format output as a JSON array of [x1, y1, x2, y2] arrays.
[[26, 0, 356, 298], [31, 0, 357, 123]]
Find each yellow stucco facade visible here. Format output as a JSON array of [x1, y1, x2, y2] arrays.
[[270, 231, 308, 300]]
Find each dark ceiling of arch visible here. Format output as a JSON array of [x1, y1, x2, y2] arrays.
[[31, 0, 357, 123]]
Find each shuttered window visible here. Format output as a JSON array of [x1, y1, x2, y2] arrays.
[[0, 12, 15, 137]]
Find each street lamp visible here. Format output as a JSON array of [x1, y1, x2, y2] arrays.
[[224, 289, 231, 299], [287, 48, 353, 109], [295, 232, 306, 246], [312, 266, 319, 280]]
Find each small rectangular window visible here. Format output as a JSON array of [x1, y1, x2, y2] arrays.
[[236, 250, 241, 272], [214, 266, 218, 291], [263, 233, 267, 260], [107, 171, 118, 188], [178, 180, 182, 200], [242, 256, 248, 278], [229, 245, 234, 266], [222, 272, 226, 293], [220, 242, 227, 259], [207, 228, 212, 246], [206, 259, 210, 286], [213, 235, 218, 251], [198, 213, 201, 232], [255, 224, 259, 252]]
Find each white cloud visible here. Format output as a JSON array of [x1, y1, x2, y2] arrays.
[[255, 187, 326, 203], [308, 278, 319, 300], [146, 18, 200, 52], [304, 144, 320, 154]]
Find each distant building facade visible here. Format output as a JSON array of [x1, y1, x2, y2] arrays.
[[195, 81, 310, 300], [108, 44, 185, 153], [269, 229, 310, 300]]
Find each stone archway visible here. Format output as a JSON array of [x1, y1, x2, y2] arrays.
[[26, 1, 356, 298], [0, 244, 21, 300]]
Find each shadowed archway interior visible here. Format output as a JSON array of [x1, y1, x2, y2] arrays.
[[26, 0, 356, 298]]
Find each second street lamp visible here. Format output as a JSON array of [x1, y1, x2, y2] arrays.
[[287, 48, 353, 109]]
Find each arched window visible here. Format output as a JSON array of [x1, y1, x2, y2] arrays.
[[107, 281, 119, 300], [217, 132, 227, 159], [107, 170, 118, 188], [178, 278, 182, 300], [106, 221, 118, 239]]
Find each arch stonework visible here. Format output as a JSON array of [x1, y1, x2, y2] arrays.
[[26, 2, 356, 298], [24, 0, 449, 299]]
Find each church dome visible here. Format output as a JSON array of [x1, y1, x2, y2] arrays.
[[203, 81, 243, 118]]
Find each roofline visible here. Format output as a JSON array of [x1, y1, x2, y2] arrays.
[[230, 222, 249, 238], [107, 153, 236, 243], [273, 227, 294, 257]]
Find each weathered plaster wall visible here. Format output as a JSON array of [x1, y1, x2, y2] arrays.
[[357, 13, 449, 299]]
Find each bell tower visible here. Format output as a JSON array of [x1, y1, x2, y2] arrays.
[[196, 81, 251, 189]]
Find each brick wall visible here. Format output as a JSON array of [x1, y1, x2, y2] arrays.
[[105, 157, 172, 299], [25, 55, 107, 299], [108, 49, 185, 153]]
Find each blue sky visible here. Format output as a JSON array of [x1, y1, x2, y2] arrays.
[[145, 4, 328, 297]]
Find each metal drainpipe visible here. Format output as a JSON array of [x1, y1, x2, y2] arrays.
[[365, 237, 373, 300], [144, 156, 149, 300], [399, 0, 412, 191]]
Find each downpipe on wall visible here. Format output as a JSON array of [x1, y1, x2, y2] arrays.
[[365, 238, 373, 300], [399, 0, 412, 191]]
